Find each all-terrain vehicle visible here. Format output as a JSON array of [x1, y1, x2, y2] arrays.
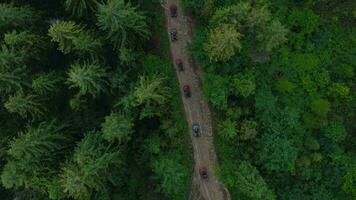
[[183, 85, 191, 97], [170, 28, 177, 41], [175, 58, 183, 71], [199, 167, 208, 179], [192, 124, 200, 137], [170, 5, 177, 18]]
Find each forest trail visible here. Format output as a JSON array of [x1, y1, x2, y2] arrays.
[[162, 1, 231, 200]]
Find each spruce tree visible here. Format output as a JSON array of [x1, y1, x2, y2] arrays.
[[0, 3, 36, 30]]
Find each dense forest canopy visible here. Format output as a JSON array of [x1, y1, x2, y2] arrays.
[[183, 0, 355, 199], [0, 0, 191, 199]]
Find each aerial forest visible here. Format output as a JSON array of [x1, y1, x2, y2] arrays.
[[0, 0, 191, 199], [183, 0, 355, 199], [0, 0, 355, 200]]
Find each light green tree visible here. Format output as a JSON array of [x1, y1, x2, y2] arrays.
[[96, 0, 150, 47], [60, 132, 121, 200], [48, 20, 101, 56], [204, 24, 242, 62], [1, 121, 66, 189], [236, 161, 276, 200], [239, 120, 258, 140], [101, 112, 134, 142], [4, 92, 44, 118], [310, 98, 331, 117], [66, 61, 108, 97], [48, 21, 80, 54], [130, 75, 170, 119]]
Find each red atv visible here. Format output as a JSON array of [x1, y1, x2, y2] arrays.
[[199, 167, 208, 179], [170, 5, 178, 18], [175, 59, 183, 71], [183, 85, 191, 97]]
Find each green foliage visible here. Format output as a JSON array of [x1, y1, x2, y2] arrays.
[[32, 72, 61, 95], [203, 74, 229, 110], [1, 121, 66, 189], [4, 92, 44, 118], [218, 160, 275, 200], [324, 121, 347, 142], [343, 167, 356, 197], [97, 0, 150, 48], [151, 153, 190, 200], [48, 20, 102, 56], [0, 3, 35, 30], [204, 24, 241, 62], [232, 69, 256, 97], [218, 118, 237, 140], [65, 0, 98, 18], [257, 132, 298, 173], [4, 31, 44, 60], [60, 132, 121, 200], [310, 99, 331, 117], [126, 74, 170, 119], [239, 120, 258, 140], [48, 21, 81, 54], [66, 61, 108, 97], [101, 112, 134, 143]]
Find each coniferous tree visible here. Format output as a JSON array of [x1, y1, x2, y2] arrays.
[[65, 0, 98, 18], [0, 3, 36, 30], [1, 121, 66, 190], [48, 20, 81, 54], [48, 20, 102, 57], [66, 61, 108, 97], [4, 92, 44, 118], [96, 0, 150, 48], [101, 112, 134, 143], [32, 72, 62, 95], [4, 31, 44, 60], [60, 132, 121, 200]]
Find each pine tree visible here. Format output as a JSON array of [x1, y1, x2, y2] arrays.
[[4, 92, 44, 118], [1, 121, 66, 189], [60, 132, 121, 199], [66, 61, 108, 97], [101, 112, 134, 142], [0, 3, 36, 30], [48, 20, 81, 54], [96, 0, 150, 48], [48, 20, 102, 57], [32, 72, 62, 95], [65, 0, 98, 18], [4, 31, 44, 60]]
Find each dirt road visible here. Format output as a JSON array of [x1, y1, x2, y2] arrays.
[[163, 1, 230, 200]]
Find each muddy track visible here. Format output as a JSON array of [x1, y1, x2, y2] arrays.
[[162, 1, 231, 200]]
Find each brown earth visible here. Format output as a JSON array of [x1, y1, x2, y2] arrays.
[[162, 1, 231, 200]]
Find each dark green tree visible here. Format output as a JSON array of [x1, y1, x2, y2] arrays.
[[4, 92, 44, 118], [32, 72, 62, 95], [65, 0, 98, 18], [0, 3, 36, 30], [96, 0, 150, 48]]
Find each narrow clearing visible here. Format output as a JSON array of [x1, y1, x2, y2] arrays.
[[163, 1, 230, 200]]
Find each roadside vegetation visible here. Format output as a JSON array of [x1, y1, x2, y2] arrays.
[[0, 0, 191, 199], [183, 0, 355, 199]]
